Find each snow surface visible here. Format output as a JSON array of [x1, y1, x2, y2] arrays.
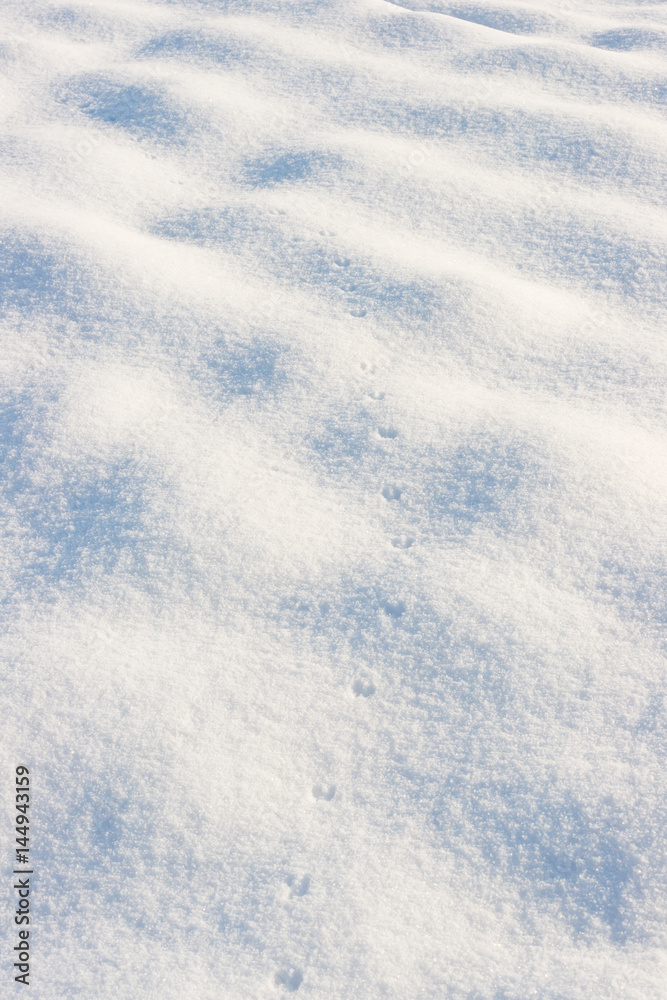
[[1, 0, 666, 997]]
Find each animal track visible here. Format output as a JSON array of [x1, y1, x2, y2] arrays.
[[382, 599, 407, 618], [368, 390, 385, 400], [352, 679, 375, 697], [312, 783, 336, 801], [391, 535, 414, 548], [274, 968, 303, 992], [334, 256, 350, 267], [382, 485, 401, 501], [285, 874, 310, 897], [377, 427, 398, 438], [349, 306, 367, 318]]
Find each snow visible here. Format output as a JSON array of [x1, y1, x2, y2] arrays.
[[0, 0, 665, 997]]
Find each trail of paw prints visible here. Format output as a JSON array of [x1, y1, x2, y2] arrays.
[[275, 777, 334, 989], [276, 877, 310, 987], [276, 875, 309, 990], [273, 789, 331, 989], [359, 361, 385, 402], [357, 358, 414, 591], [361, 370, 415, 551]]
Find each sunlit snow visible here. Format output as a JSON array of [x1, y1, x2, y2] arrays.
[[1, 0, 666, 997]]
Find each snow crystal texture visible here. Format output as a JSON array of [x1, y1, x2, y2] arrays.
[[1, 0, 666, 997]]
